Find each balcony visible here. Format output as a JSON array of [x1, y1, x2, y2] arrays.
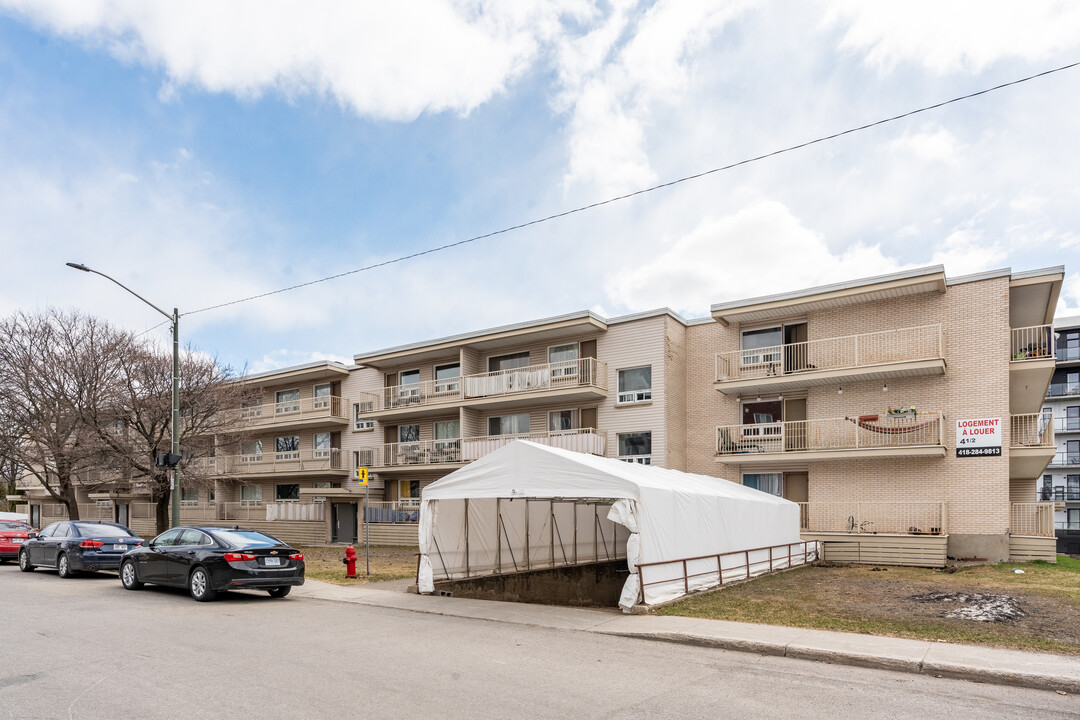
[[713, 325, 945, 395], [798, 501, 947, 535], [1056, 345, 1080, 364], [233, 396, 351, 431], [716, 412, 946, 464], [1009, 411, 1055, 479], [1049, 452, 1080, 468], [1010, 325, 1056, 413], [194, 449, 347, 479], [364, 428, 606, 472], [358, 358, 608, 420], [1053, 417, 1080, 433], [1042, 488, 1080, 503], [1047, 381, 1080, 398], [1010, 502, 1056, 538], [130, 501, 326, 523]]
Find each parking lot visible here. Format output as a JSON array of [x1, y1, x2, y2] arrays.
[[3, 564, 1077, 720]]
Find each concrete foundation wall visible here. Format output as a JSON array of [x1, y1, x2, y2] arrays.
[[947, 533, 1010, 562], [432, 561, 629, 607]]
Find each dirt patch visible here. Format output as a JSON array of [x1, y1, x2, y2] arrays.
[[658, 559, 1080, 654], [911, 592, 1025, 622]]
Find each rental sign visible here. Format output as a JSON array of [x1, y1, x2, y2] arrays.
[[956, 418, 1002, 457]]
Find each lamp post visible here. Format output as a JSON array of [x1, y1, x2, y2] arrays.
[[66, 262, 181, 530]]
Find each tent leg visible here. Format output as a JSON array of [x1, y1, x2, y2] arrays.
[[496, 498, 501, 574], [595, 510, 609, 561], [525, 499, 530, 572], [593, 503, 598, 563], [550, 501, 555, 569], [465, 498, 470, 578], [552, 512, 569, 565], [572, 501, 578, 565], [500, 514, 519, 572], [433, 536, 450, 580]]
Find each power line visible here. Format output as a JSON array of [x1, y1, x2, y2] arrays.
[[185, 59, 1080, 318]]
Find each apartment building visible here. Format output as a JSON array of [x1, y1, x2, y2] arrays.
[[11, 264, 1064, 563], [1042, 315, 1080, 553]]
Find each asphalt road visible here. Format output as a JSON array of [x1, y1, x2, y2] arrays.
[[1, 564, 1076, 720]]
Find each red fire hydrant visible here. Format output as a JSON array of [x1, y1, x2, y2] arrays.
[[342, 545, 358, 578]]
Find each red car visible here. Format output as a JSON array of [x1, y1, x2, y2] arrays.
[[0, 520, 35, 562]]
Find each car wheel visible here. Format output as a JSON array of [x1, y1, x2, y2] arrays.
[[189, 567, 216, 602], [18, 549, 34, 572], [267, 586, 291, 598], [120, 560, 143, 590], [57, 553, 77, 578]]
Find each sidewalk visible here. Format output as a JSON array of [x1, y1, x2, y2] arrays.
[[293, 579, 1080, 694]]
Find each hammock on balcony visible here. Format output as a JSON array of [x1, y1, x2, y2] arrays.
[[845, 414, 938, 435]]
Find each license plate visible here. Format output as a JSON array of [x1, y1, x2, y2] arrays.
[[112, 544, 127, 551], [11, 538, 23, 544], [264, 557, 281, 567]]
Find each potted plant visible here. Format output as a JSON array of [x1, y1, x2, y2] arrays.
[[887, 406, 917, 419]]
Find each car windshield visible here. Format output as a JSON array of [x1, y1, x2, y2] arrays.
[[0, 522, 31, 531], [212, 530, 283, 548], [75, 524, 133, 538]]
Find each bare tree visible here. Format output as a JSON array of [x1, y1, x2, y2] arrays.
[[80, 340, 256, 534], [0, 310, 124, 521]]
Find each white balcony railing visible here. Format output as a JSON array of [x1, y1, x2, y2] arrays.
[[717, 412, 944, 457], [1010, 325, 1054, 361], [1010, 411, 1054, 448], [234, 396, 350, 426], [369, 428, 606, 468], [715, 324, 944, 383], [360, 358, 607, 412], [798, 502, 947, 535], [194, 448, 344, 475], [1010, 502, 1055, 537], [1053, 417, 1080, 433]]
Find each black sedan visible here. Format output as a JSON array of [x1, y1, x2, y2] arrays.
[[19, 521, 145, 577], [120, 526, 305, 602]]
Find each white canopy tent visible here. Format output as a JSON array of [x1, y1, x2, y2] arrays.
[[417, 441, 807, 610]]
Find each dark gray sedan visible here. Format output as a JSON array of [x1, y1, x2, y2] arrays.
[[19, 521, 144, 577]]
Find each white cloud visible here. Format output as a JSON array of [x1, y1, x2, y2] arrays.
[[890, 124, 961, 163], [928, 228, 1007, 277], [248, 350, 352, 375], [0, 0, 590, 120], [825, 1, 1080, 74]]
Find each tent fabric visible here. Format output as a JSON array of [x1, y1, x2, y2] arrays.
[[417, 440, 801, 608]]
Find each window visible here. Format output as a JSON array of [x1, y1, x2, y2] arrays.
[[313, 432, 331, 458], [743, 472, 783, 496], [180, 487, 199, 506], [353, 449, 374, 469], [740, 327, 783, 366], [1042, 474, 1054, 501], [1059, 329, 1080, 362], [313, 383, 332, 409], [353, 401, 374, 431], [548, 409, 576, 432], [1069, 508, 1080, 531], [617, 367, 652, 404], [242, 439, 263, 457], [314, 383, 331, 397], [241, 396, 263, 419], [275, 436, 300, 457], [398, 370, 422, 402], [275, 389, 301, 414], [152, 528, 184, 547], [488, 413, 530, 436], [178, 529, 211, 546], [399, 425, 420, 443], [241, 485, 263, 505], [434, 420, 460, 440], [618, 432, 652, 464], [312, 481, 331, 503], [399, 479, 420, 499], [1070, 475, 1080, 501], [276, 484, 300, 501], [548, 344, 578, 377], [488, 352, 530, 373], [1069, 440, 1080, 465], [400, 369, 420, 385], [434, 364, 461, 394], [1068, 406, 1080, 432]]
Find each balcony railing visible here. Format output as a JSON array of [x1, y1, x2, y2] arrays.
[[234, 396, 350, 426], [717, 412, 944, 457], [360, 358, 607, 412], [193, 448, 344, 475], [365, 500, 421, 524], [1053, 418, 1080, 433], [1010, 325, 1054, 361], [798, 502, 947, 535], [1048, 382, 1080, 398], [1049, 452, 1080, 467], [366, 428, 606, 468], [1010, 502, 1056, 537], [715, 325, 944, 383], [124, 501, 325, 523], [1057, 346, 1080, 363], [1010, 411, 1054, 447], [1041, 488, 1080, 502], [1057, 521, 1080, 531]]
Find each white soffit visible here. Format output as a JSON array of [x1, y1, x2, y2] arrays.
[[710, 266, 947, 327], [1009, 267, 1064, 328]]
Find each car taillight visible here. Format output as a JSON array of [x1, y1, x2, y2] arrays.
[[80, 540, 104, 549], [289, 553, 303, 561], [224, 552, 256, 562], [136, 541, 142, 545]]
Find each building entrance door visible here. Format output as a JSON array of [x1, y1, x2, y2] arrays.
[[114, 503, 130, 527], [333, 502, 358, 544]]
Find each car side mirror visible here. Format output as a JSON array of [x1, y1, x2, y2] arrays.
[[146, 541, 155, 549], [27, 533, 37, 539]]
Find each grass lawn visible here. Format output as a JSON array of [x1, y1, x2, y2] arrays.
[[299, 545, 419, 585], [656, 556, 1080, 655]]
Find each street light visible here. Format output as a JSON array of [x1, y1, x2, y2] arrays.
[[66, 262, 182, 529]]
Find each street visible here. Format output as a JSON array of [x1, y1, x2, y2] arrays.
[[0, 565, 1076, 720]]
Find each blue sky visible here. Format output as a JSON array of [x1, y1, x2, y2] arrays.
[[1, 1, 1078, 374]]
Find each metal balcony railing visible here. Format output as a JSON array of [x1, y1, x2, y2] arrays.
[[1053, 417, 1080, 433], [1058, 346, 1080, 363], [192, 448, 344, 475], [1010, 502, 1056, 537], [358, 358, 607, 412], [368, 428, 606, 468], [1010, 325, 1054, 361], [798, 502, 947, 535], [1049, 452, 1080, 467], [1010, 411, 1054, 447], [1041, 488, 1080, 502], [717, 412, 944, 457], [1048, 382, 1080, 398], [715, 325, 944, 383]]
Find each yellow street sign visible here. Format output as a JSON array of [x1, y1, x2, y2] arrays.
[[356, 467, 368, 485]]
